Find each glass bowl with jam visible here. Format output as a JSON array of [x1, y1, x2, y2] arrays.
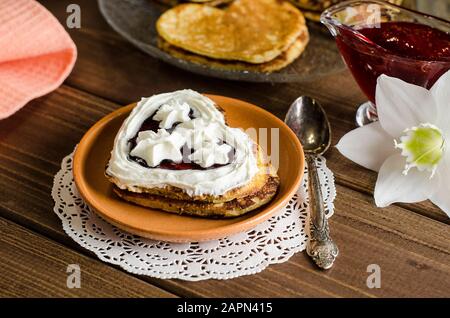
[[321, 0, 450, 126]]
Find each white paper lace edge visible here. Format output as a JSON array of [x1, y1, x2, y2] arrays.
[[52, 149, 335, 281]]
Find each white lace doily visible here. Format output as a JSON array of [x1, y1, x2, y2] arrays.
[[52, 150, 335, 281]]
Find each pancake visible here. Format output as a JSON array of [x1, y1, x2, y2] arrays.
[[190, 0, 233, 4], [154, 0, 233, 7], [113, 174, 279, 218], [289, 0, 343, 12], [156, 0, 306, 64], [303, 10, 323, 22], [289, 0, 404, 21], [105, 90, 280, 218], [158, 28, 309, 73], [109, 144, 277, 203]]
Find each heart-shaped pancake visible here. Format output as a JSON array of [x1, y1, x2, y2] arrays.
[[106, 90, 280, 217], [156, 0, 306, 64]]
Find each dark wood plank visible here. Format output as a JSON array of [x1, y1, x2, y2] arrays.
[[36, 0, 450, 223], [1, 86, 449, 297], [0, 217, 176, 297]]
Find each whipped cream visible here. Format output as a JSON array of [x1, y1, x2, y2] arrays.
[[106, 89, 259, 196], [153, 100, 191, 129], [130, 130, 184, 167], [189, 142, 232, 168]]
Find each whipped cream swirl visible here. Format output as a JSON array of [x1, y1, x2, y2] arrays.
[[153, 100, 191, 129], [106, 89, 259, 196], [130, 130, 185, 167]]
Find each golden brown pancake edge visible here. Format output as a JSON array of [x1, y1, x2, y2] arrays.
[[156, 0, 307, 64]]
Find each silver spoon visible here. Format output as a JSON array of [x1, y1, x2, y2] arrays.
[[285, 96, 338, 270]]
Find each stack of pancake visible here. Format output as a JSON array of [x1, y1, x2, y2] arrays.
[[156, 0, 234, 6], [289, 0, 344, 21], [155, 0, 309, 73], [106, 90, 280, 218], [111, 146, 280, 218], [289, 0, 404, 21]]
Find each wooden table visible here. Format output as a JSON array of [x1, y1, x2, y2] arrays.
[[1, 0, 449, 298]]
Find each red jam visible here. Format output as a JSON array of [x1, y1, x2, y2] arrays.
[[336, 22, 450, 103]]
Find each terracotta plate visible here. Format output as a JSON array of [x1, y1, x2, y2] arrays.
[[73, 95, 304, 242]]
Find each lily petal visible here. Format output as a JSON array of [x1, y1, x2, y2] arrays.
[[430, 153, 450, 218], [376, 75, 438, 138], [336, 122, 395, 171], [431, 70, 450, 133], [374, 154, 435, 207]]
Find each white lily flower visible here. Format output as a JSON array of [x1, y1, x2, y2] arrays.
[[336, 70, 450, 217]]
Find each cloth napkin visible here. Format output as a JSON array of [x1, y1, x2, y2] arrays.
[[0, 0, 77, 119]]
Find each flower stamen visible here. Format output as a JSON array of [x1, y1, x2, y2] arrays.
[[395, 123, 445, 178]]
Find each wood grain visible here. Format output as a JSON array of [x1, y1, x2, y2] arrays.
[[0, 217, 176, 297], [1, 86, 449, 297]]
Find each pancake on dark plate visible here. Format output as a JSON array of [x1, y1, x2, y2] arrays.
[[155, 0, 309, 73]]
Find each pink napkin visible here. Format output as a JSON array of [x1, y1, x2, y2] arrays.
[[0, 0, 77, 119]]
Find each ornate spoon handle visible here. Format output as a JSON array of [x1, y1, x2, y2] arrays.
[[305, 155, 339, 270]]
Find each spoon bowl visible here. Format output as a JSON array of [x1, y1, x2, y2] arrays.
[[285, 96, 331, 155]]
